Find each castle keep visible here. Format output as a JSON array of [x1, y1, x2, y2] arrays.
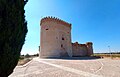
[[40, 17, 93, 58]]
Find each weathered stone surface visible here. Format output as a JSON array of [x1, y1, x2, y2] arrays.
[[72, 42, 93, 57], [40, 17, 72, 58], [40, 16, 93, 58]]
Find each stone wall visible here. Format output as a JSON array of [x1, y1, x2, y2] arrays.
[[86, 42, 93, 56], [40, 16, 93, 58], [72, 42, 93, 57], [40, 17, 72, 58]]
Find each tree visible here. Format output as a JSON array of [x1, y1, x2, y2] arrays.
[[0, 0, 28, 77], [25, 53, 30, 58]]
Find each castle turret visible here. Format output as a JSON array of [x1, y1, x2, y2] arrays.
[[86, 42, 93, 56], [40, 16, 72, 58]]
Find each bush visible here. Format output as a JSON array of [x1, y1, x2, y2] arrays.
[[19, 55, 25, 60], [25, 53, 30, 58]]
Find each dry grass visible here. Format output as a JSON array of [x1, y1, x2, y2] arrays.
[[17, 58, 32, 66], [94, 53, 120, 59]]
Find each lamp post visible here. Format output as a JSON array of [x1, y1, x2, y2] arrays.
[[108, 46, 112, 58]]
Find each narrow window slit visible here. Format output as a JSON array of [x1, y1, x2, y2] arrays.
[[46, 29, 48, 30], [62, 37, 64, 40], [61, 44, 63, 47]]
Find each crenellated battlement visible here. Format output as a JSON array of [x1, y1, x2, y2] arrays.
[[72, 42, 93, 46], [40, 16, 93, 58], [40, 16, 71, 28], [86, 42, 93, 45], [72, 42, 93, 56]]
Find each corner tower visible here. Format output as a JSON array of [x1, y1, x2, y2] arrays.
[[86, 42, 93, 56], [40, 17, 72, 58]]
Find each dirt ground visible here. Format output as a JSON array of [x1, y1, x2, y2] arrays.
[[9, 57, 120, 77]]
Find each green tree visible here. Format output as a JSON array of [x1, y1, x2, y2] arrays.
[[25, 53, 30, 58], [0, 0, 28, 77]]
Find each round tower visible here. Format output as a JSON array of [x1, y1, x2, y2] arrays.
[[40, 16, 72, 58], [86, 42, 93, 56]]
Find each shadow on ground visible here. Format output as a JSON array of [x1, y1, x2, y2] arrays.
[[40, 56, 101, 60]]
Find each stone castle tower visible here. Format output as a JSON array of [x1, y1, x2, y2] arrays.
[[40, 17, 72, 57], [40, 16, 93, 58]]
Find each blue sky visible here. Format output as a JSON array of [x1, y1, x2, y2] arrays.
[[22, 0, 120, 55]]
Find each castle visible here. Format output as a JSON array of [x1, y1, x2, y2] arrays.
[[39, 16, 93, 58]]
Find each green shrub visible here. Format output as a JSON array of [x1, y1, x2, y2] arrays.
[[25, 53, 30, 58]]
